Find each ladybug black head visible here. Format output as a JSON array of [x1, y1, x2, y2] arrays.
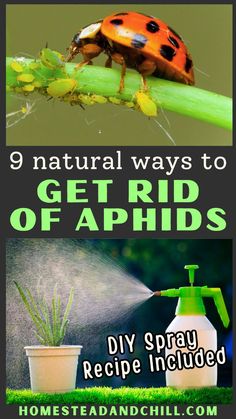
[[72, 33, 81, 46], [66, 33, 81, 62]]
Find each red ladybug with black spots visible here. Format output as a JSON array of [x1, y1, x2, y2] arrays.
[[66, 11, 194, 92]]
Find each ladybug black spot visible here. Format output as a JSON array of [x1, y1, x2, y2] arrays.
[[168, 36, 179, 49], [146, 20, 160, 33], [160, 45, 176, 61], [168, 26, 182, 41], [131, 34, 148, 49], [114, 12, 129, 16], [110, 18, 124, 26], [185, 55, 193, 73]]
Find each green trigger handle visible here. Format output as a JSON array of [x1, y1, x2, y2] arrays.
[[201, 288, 230, 328]]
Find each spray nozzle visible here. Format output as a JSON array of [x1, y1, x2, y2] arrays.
[[184, 264, 199, 286], [153, 265, 230, 328], [153, 291, 162, 297]]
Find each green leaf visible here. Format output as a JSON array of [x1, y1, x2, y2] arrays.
[[60, 288, 74, 340], [14, 281, 74, 346]]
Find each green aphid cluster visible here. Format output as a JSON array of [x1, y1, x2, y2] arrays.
[[8, 48, 66, 95], [8, 59, 42, 93], [7, 48, 156, 117], [52, 86, 136, 111]]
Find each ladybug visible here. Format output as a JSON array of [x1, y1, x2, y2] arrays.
[[66, 11, 194, 92]]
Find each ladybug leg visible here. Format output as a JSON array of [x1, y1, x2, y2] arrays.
[[73, 43, 103, 70], [119, 61, 127, 93], [137, 59, 156, 92], [140, 76, 148, 92], [109, 52, 127, 93], [105, 56, 112, 68], [75, 60, 92, 69]]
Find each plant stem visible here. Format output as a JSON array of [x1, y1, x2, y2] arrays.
[[6, 57, 232, 130]]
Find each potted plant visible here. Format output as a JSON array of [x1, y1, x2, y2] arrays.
[[14, 281, 82, 394]]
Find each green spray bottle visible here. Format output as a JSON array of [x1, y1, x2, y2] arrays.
[[153, 265, 230, 388]]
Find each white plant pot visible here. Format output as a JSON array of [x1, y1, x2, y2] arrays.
[[25, 345, 83, 393]]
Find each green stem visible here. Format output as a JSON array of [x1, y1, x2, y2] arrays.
[[6, 57, 232, 130]]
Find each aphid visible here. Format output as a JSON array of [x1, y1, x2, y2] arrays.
[[10, 61, 24, 73], [40, 47, 65, 70], [17, 73, 35, 83], [91, 94, 108, 104], [47, 78, 77, 97], [32, 81, 42, 88], [66, 11, 194, 92], [22, 84, 35, 93], [108, 97, 121, 105], [29, 62, 40, 70], [125, 101, 134, 108], [78, 94, 95, 105], [135, 91, 157, 116]]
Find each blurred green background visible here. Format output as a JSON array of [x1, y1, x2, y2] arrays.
[[6, 4, 232, 146]]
